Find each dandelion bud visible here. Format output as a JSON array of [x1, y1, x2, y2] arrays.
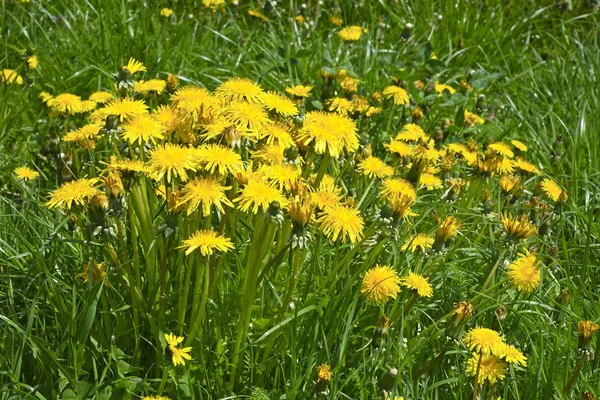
[[577, 320, 599, 361], [315, 364, 331, 398], [374, 315, 390, 340], [476, 94, 487, 111], [445, 301, 473, 340], [549, 245, 559, 257], [401, 23, 413, 40], [167, 73, 179, 92], [412, 106, 424, 121], [266, 201, 285, 225], [378, 367, 398, 392]]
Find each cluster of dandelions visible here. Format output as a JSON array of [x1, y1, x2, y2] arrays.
[[11, 50, 592, 398]]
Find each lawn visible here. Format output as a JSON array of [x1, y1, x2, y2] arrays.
[[1, 0, 599, 399]]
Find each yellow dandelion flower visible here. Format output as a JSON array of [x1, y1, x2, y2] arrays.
[[260, 122, 295, 148], [489, 142, 515, 158], [331, 16, 343, 26], [195, 144, 244, 176], [310, 187, 343, 211], [513, 157, 540, 174], [578, 320, 599, 340], [222, 100, 270, 136], [540, 178, 563, 202], [501, 212, 537, 241], [152, 105, 180, 133], [328, 97, 353, 114], [500, 344, 527, 366], [340, 76, 360, 93], [466, 354, 507, 384], [47, 93, 85, 115], [261, 163, 301, 191], [499, 175, 520, 193], [419, 172, 443, 190], [147, 144, 197, 182], [177, 177, 233, 216], [463, 327, 506, 356], [135, 79, 167, 95], [464, 109, 485, 126], [124, 58, 146, 74], [75, 263, 110, 287], [235, 177, 288, 214], [400, 272, 433, 297], [317, 203, 364, 243], [381, 177, 417, 216], [316, 364, 332, 383], [436, 216, 461, 241], [14, 166, 39, 181], [297, 111, 358, 158], [27, 55, 39, 70], [260, 91, 298, 116], [203, 0, 224, 8], [285, 85, 313, 98], [401, 233, 434, 252], [103, 156, 149, 176], [252, 143, 286, 165], [507, 251, 541, 293], [103, 98, 149, 121], [39, 91, 53, 103], [170, 86, 217, 118], [396, 123, 426, 142], [121, 114, 165, 145], [160, 8, 173, 17], [382, 85, 410, 105], [89, 91, 114, 104], [46, 178, 101, 210], [360, 265, 401, 304], [339, 25, 363, 41], [511, 140, 528, 152], [216, 77, 264, 103], [386, 139, 414, 157], [164, 333, 192, 366], [435, 82, 456, 96], [1, 69, 23, 85], [358, 156, 394, 179], [179, 230, 234, 256]]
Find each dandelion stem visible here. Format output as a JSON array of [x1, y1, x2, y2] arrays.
[[562, 361, 583, 393]]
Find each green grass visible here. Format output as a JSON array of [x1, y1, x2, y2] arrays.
[[1, 0, 599, 399]]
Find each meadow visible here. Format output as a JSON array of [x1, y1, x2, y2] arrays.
[[1, 0, 599, 399]]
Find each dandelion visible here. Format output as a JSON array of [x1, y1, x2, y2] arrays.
[[195, 144, 244, 176], [464, 109, 485, 126], [382, 85, 410, 105], [317, 203, 364, 243], [578, 320, 599, 358], [27, 55, 39, 69], [121, 114, 165, 145], [396, 123, 426, 142], [331, 16, 343, 26], [513, 158, 540, 174], [135, 79, 167, 95], [540, 178, 563, 202], [507, 251, 541, 293], [489, 142, 515, 158], [47, 93, 86, 115], [153, 105, 180, 133], [419, 172, 443, 190], [1, 69, 23, 85], [500, 344, 527, 366], [436, 216, 461, 241], [124, 58, 146, 74], [177, 177, 233, 216], [499, 175, 520, 193], [400, 272, 433, 297], [466, 354, 507, 384], [261, 164, 301, 191], [501, 212, 537, 241], [216, 77, 264, 103], [511, 140, 528, 152], [147, 143, 197, 182], [164, 333, 192, 366], [452, 301, 474, 323], [170, 86, 217, 118], [298, 111, 358, 158], [160, 8, 173, 17], [260, 91, 299, 116], [89, 91, 115, 104], [235, 178, 288, 214], [386, 139, 414, 158], [103, 98, 149, 121], [46, 178, 101, 210], [463, 327, 505, 356], [14, 166, 39, 181], [339, 25, 364, 41], [435, 82, 456, 96], [222, 100, 270, 135], [401, 233, 434, 253], [247, 9, 269, 21], [76, 263, 110, 287], [285, 85, 312, 98], [358, 156, 394, 179], [316, 364, 332, 383], [360, 265, 401, 304], [179, 230, 234, 256]]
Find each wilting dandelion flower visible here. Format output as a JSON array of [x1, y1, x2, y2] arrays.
[[466, 354, 507, 384], [540, 178, 563, 202], [400, 272, 433, 297], [164, 333, 192, 366], [179, 230, 234, 256], [401, 233, 434, 253], [499, 175, 520, 193], [121, 114, 165, 145], [501, 212, 537, 241], [14, 166, 39, 181], [360, 265, 401, 305], [317, 203, 364, 243], [195, 144, 244, 176], [76, 263, 110, 287], [339, 25, 364, 41], [358, 156, 394, 179], [382, 85, 410, 105], [507, 251, 541, 293], [46, 178, 101, 210], [463, 327, 505, 356], [147, 143, 197, 182], [178, 177, 233, 216], [285, 85, 312, 98], [235, 178, 288, 214], [298, 111, 358, 158], [316, 364, 332, 383]]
